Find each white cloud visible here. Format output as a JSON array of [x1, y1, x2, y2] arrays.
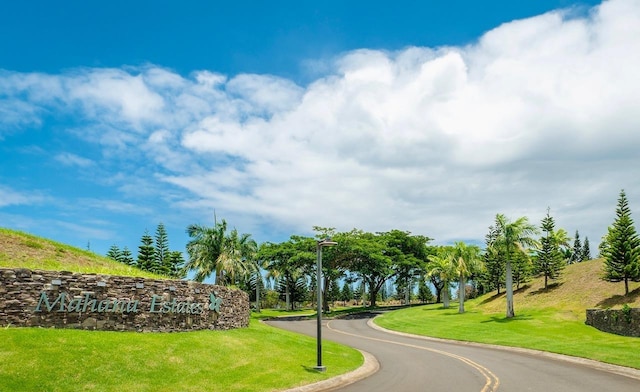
[[2, 0, 640, 246], [54, 152, 94, 168], [0, 186, 46, 207]]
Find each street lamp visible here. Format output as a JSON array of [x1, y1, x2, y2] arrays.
[[315, 237, 337, 372]]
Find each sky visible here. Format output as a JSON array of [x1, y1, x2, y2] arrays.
[[1, 0, 638, 259]]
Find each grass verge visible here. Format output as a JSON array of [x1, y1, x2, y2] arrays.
[[0, 315, 363, 392], [375, 303, 640, 369]]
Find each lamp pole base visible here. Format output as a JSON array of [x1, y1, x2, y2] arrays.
[[313, 365, 327, 372]]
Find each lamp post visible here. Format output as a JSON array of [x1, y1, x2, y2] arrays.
[[315, 238, 337, 372]]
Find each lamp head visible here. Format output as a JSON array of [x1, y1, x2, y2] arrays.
[[318, 238, 338, 247]]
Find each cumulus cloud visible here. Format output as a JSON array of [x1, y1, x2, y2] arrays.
[[2, 0, 640, 245]]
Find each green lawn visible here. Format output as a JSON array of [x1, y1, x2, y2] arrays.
[[375, 303, 640, 369], [0, 316, 363, 392]]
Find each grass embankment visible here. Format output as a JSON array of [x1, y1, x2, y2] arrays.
[[0, 228, 160, 278], [376, 259, 640, 369], [0, 315, 362, 392], [0, 228, 363, 391]]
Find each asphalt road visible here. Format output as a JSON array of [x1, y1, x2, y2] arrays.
[[267, 313, 640, 392]]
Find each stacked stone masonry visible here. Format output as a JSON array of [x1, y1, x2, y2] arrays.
[[0, 268, 249, 332], [585, 308, 640, 337]]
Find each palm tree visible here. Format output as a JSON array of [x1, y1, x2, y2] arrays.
[[184, 217, 257, 285], [427, 247, 456, 309], [452, 242, 483, 313], [217, 227, 258, 285], [493, 214, 538, 318]]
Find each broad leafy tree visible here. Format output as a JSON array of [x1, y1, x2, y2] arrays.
[[258, 236, 315, 310], [341, 230, 392, 307], [602, 190, 640, 294]]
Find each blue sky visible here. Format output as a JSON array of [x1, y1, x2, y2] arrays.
[[1, 0, 638, 259]]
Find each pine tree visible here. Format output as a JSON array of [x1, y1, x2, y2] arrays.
[[481, 221, 504, 294], [582, 237, 591, 261], [137, 230, 155, 272], [168, 251, 185, 278], [327, 279, 341, 304], [536, 209, 565, 289], [602, 190, 640, 294], [570, 230, 583, 264], [121, 246, 135, 266], [340, 282, 353, 304], [154, 223, 170, 275], [106, 244, 121, 261], [417, 279, 434, 303]]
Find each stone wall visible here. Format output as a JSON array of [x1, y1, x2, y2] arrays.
[[0, 268, 249, 332], [585, 308, 640, 337]]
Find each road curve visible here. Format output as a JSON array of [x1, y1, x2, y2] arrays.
[[267, 313, 640, 392]]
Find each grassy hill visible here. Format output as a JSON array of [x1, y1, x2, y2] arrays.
[[477, 258, 640, 316], [0, 227, 161, 278], [0, 227, 363, 391], [376, 258, 640, 370]]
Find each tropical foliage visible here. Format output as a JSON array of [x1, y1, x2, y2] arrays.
[[183, 217, 257, 285]]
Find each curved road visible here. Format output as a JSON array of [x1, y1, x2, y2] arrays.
[[267, 313, 640, 392]]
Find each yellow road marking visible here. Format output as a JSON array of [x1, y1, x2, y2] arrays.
[[327, 320, 500, 392]]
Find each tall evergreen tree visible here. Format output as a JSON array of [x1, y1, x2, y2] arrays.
[[536, 209, 565, 289], [340, 282, 353, 304], [327, 278, 341, 304], [168, 251, 186, 278], [570, 230, 583, 264], [602, 190, 640, 294], [417, 279, 434, 303], [137, 230, 155, 272], [582, 237, 591, 261], [106, 244, 121, 262], [480, 221, 504, 295], [154, 223, 171, 275], [121, 246, 135, 266]]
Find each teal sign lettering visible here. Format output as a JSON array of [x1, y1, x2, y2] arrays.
[[34, 291, 220, 315]]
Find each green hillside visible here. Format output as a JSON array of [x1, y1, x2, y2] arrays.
[[477, 258, 640, 315], [0, 227, 161, 278], [0, 227, 363, 391]]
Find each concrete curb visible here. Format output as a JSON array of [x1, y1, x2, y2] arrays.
[[367, 317, 640, 381], [284, 349, 379, 392]]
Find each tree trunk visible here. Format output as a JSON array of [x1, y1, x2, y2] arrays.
[[458, 276, 465, 313], [323, 276, 330, 313], [544, 274, 548, 290], [442, 281, 450, 309], [505, 260, 515, 318], [405, 277, 410, 305], [625, 277, 629, 295], [369, 281, 377, 307], [285, 283, 291, 311]]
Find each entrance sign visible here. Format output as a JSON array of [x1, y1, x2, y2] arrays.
[[0, 268, 248, 332]]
